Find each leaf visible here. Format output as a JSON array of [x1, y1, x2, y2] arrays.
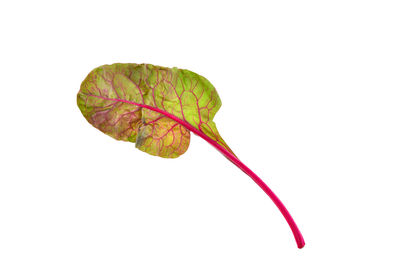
[[77, 63, 232, 158], [77, 63, 305, 248]]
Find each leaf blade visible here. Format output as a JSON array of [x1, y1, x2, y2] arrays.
[[77, 63, 233, 156]]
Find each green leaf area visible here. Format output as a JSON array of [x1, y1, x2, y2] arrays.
[[77, 63, 233, 158]]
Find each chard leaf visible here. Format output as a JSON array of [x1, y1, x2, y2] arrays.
[[77, 63, 305, 248]]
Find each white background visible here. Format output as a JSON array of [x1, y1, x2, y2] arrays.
[[1, 1, 399, 266]]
